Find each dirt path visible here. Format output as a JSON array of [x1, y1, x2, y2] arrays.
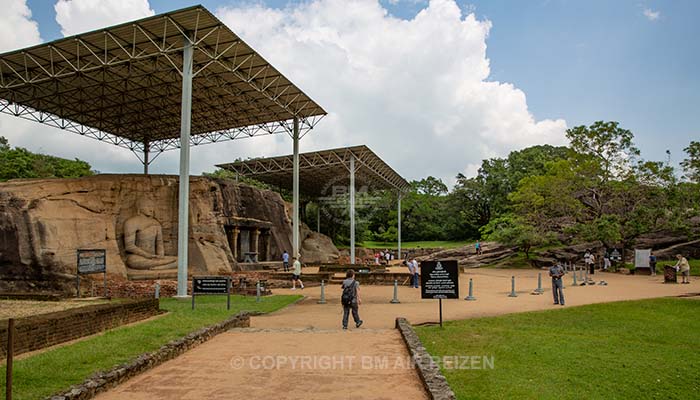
[[94, 269, 697, 399], [94, 328, 428, 400], [254, 268, 699, 329]]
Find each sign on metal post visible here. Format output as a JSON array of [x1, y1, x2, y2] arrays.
[[421, 260, 459, 327], [76, 249, 107, 298], [5, 318, 13, 400], [192, 276, 231, 310]]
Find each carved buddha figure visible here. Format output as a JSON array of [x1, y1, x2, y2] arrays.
[[123, 198, 177, 270]]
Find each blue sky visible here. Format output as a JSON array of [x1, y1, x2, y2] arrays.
[[10, 0, 700, 180]]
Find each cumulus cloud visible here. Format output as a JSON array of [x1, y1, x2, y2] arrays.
[[214, 0, 567, 183], [2, 0, 568, 183], [643, 8, 660, 21], [0, 0, 42, 52], [55, 0, 154, 36]]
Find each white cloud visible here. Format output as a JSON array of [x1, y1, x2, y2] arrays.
[[2, 0, 568, 184], [0, 0, 42, 52], [215, 0, 567, 183], [643, 8, 660, 21], [55, 0, 154, 36]]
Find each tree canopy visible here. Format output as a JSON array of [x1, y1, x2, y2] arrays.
[[0, 136, 94, 181]]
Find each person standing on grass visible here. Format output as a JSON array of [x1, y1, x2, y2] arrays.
[[282, 250, 290, 272], [675, 254, 691, 284], [291, 255, 304, 290], [341, 269, 363, 330], [549, 261, 565, 306]]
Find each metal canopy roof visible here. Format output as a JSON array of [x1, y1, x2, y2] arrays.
[[216, 145, 411, 197], [0, 5, 325, 158]]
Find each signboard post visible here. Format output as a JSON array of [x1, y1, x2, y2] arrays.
[[192, 276, 232, 310], [76, 249, 107, 298], [420, 260, 459, 328]]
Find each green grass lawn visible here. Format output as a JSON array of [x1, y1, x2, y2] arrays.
[[657, 259, 700, 276], [356, 240, 466, 249], [0, 295, 300, 400], [415, 298, 700, 400]]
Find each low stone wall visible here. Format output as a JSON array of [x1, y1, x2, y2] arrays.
[[395, 317, 456, 400], [48, 312, 250, 400], [0, 298, 161, 358]]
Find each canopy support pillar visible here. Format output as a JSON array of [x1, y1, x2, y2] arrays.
[[350, 154, 356, 264], [143, 141, 150, 175], [292, 117, 300, 259], [317, 203, 321, 233], [176, 39, 193, 298], [398, 193, 402, 260]]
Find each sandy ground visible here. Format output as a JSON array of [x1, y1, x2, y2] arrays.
[[93, 269, 698, 399], [0, 299, 108, 319], [254, 268, 699, 329], [94, 328, 428, 400]]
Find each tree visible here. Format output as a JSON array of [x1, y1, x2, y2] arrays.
[[681, 141, 700, 183], [566, 121, 640, 182], [480, 214, 554, 260], [0, 137, 94, 181], [413, 176, 448, 196]]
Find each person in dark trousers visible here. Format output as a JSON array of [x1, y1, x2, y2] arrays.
[[649, 252, 657, 276], [549, 261, 565, 306], [341, 269, 363, 329], [282, 250, 290, 272]]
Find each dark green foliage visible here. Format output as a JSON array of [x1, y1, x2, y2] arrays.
[[0, 136, 94, 181]]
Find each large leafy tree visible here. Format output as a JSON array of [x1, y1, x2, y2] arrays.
[[681, 141, 700, 183], [510, 122, 676, 256], [566, 121, 640, 182]]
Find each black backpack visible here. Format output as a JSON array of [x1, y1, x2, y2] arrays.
[[341, 279, 356, 306]]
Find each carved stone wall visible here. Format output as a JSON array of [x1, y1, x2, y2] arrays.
[[0, 175, 338, 293]]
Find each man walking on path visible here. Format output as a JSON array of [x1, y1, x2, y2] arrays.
[[475, 240, 482, 255], [675, 254, 691, 284], [282, 250, 290, 272], [341, 269, 363, 329], [291, 255, 304, 290], [549, 261, 565, 306]]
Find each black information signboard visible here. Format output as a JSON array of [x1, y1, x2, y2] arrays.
[[192, 276, 231, 310], [609, 249, 622, 262], [77, 249, 106, 274], [76, 249, 107, 298], [420, 260, 459, 328], [421, 260, 459, 299]]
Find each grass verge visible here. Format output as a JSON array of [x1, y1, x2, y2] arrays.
[[415, 298, 700, 400], [0, 294, 300, 400]]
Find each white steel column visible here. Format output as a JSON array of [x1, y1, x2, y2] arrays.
[[350, 154, 356, 264], [143, 141, 150, 175], [316, 203, 320, 233], [397, 193, 402, 259], [292, 118, 300, 258], [176, 40, 194, 297]]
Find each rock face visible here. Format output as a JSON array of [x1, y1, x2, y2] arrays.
[[0, 175, 338, 293], [415, 242, 517, 268]]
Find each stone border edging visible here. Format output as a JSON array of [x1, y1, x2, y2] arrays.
[[47, 311, 251, 400], [395, 317, 456, 400]]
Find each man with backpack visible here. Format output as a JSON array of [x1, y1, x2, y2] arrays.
[[341, 269, 363, 330]]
